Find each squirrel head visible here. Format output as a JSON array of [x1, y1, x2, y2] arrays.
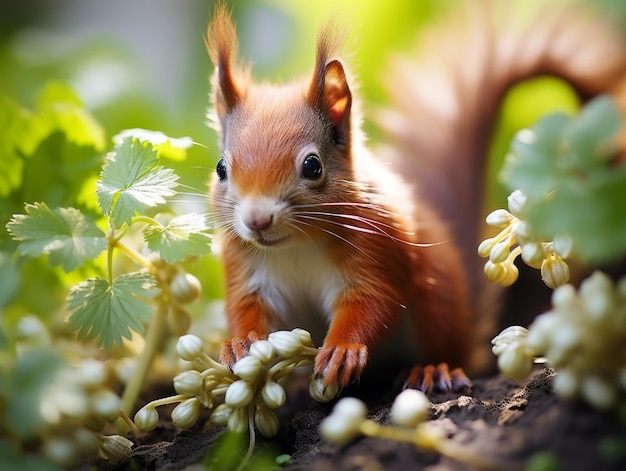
[[206, 7, 361, 250]]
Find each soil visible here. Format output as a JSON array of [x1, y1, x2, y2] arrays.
[[78, 367, 626, 471]]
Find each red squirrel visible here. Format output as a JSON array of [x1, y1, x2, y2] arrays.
[[207, 2, 626, 392]]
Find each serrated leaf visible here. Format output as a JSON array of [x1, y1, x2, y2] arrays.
[[6, 202, 106, 272], [67, 273, 159, 348], [113, 128, 194, 161], [96, 138, 179, 229], [144, 213, 213, 263]]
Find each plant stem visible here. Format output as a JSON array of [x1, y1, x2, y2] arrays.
[[115, 240, 153, 269], [120, 298, 169, 415]]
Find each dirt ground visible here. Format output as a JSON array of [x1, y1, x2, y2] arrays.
[[78, 367, 626, 471]]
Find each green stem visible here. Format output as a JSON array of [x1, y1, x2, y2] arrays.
[[115, 240, 153, 269], [235, 404, 256, 471], [120, 298, 169, 415]]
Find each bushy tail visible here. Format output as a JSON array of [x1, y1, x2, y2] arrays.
[[376, 0, 626, 366]]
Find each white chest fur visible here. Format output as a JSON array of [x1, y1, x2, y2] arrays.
[[247, 242, 344, 345]]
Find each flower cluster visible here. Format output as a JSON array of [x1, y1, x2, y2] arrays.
[[320, 390, 503, 469], [134, 329, 330, 438], [13, 316, 134, 465], [478, 190, 571, 288], [492, 271, 626, 409]]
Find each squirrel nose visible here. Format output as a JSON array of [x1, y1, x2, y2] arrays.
[[244, 211, 273, 231]]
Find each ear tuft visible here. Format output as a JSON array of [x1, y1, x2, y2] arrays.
[[307, 26, 352, 147], [206, 5, 244, 120]]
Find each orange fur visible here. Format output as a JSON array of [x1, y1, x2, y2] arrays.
[[207, 2, 626, 389]]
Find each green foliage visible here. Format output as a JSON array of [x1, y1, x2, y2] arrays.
[[144, 213, 213, 263], [67, 273, 159, 348], [96, 138, 179, 229], [500, 96, 626, 264], [0, 348, 65, 439], [6, 202, 106, 272]]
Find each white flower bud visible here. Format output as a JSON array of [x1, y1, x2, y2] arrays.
[[552, 369, 579, 401], [261, 381, 286, 409], [167, 305, 192, 336], [134, 405, 159, 432], [541, 254, 570, 289], [579, 271, 614, 319], [291, 328, 315, 347], [581, 375, 616, 410], [484, 260, 507, 284], [500, 262, 520, 287], [489, 241, 511, 264], [170, 272, 202, 304], [521, 242, 544, 268], [76, 359, 107, 388], [224, 380, 254, 409], [390, 389, 431, 427], [514, 221, 532, 245], [268, 331, 302, 358], [526, 312, 559, 354], [210, 404, 233, 426], [551, 284, 577, 309], [309, 376, 340, 403], [497, 341, 533, 382], [173, 370, 204, 396], [491, 326, 529, 356], [89, 389, 121, 422], [233, 355, 263, 382], [547, 324, 580, 366], [485, 209, 514, 228], [176, 335, 204, 361], [43, 437, 77, 466], [249, 340, 275, 364], [320, 397, 367, 445], [227, 407, 249, 434], [98, 435, 133, 463], [254, 403, 280, 438], [171, 397, 202, 429], [478, 237, 496, 258], [507, 189, 528, 217], [552, 235, 573, 259]]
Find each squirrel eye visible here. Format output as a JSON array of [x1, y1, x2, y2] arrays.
[[302, 154, 323, 179], [216, 158, 227, 181]]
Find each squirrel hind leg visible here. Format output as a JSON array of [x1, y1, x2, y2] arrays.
[[403, 363, 472, 394]]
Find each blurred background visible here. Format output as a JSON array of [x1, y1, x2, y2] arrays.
[[1, 0, 625, 324]]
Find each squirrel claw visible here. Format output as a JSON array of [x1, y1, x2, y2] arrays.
[[314, 342, 368, 388], [403, 363, 471, 394], [219, 331, 265, 369]]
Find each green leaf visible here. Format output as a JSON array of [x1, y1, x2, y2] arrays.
[[37, 81, 105, 151], [144, 213, 213, 263], [67, 273, 159, 348], [500, 96, 626, 264], [6, 202, 106, 272], [0, 97, 47, 198], [96, 138, 179, 229], [113, 128, 194, 161]]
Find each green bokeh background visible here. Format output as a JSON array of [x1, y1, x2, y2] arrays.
[[1, 0, 624, 323]]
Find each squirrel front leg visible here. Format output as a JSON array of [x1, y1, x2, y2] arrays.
[[315, 288, 398, 388]]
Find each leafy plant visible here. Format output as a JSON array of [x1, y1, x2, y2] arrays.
[[1, 83, 216, 467]]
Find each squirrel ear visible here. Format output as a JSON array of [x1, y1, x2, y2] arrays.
[[206, 6, 243, 120], [308, 59, 352, 147]]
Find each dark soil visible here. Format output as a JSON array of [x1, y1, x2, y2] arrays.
[[80, 368, 626, 471]]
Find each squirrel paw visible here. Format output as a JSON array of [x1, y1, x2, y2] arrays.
[[403, 363, 472, 393], [219, 331, 264, 368], [314, 342, 368, 388]]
